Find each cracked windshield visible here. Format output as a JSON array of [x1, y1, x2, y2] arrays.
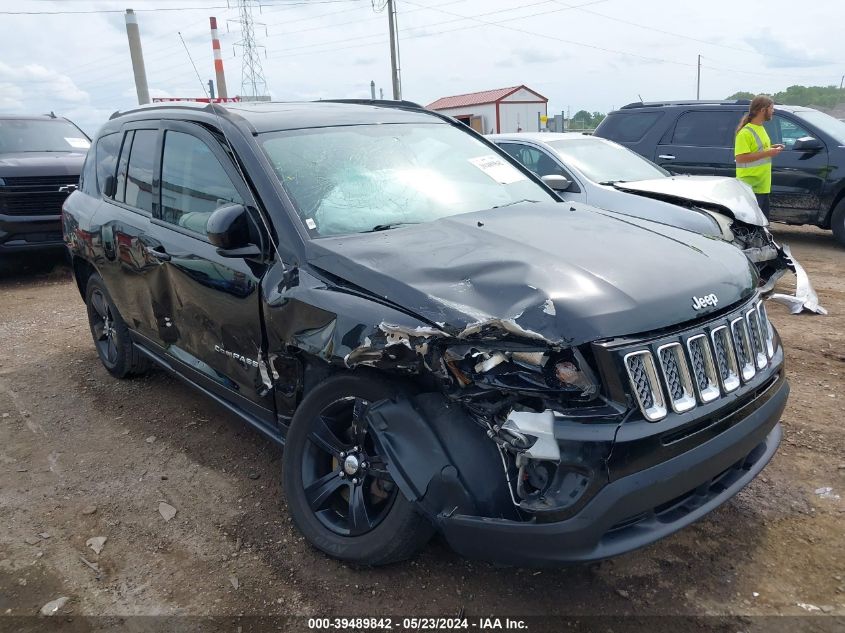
[[260, 122, 552, 236]]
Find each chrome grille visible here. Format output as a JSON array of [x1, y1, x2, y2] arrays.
[[622, 299, 775, 421], [746, 308, 767, 370], [757, 302, 775, 359], [686, 335, 720, 403], [711, 326, 740, 393], [657, 343, 695, 413], [731, 317, 756, 382], [624, 351, 666, 421]]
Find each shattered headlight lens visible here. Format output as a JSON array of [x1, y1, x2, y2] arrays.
[[444, 345, 599, 398]]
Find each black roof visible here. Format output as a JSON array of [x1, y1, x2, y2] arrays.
[[615, 100, 812, 114], [109, 99, 439, 133]]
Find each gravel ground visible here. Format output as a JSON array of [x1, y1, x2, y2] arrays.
[[0, 224, 843, 631]]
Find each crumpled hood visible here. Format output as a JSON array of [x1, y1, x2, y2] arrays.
[[305, 202, 757, 346], [0, 151, 85, 177], [614, 175, 767, 227]]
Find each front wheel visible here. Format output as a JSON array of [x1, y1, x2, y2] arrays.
[[283, 373, 434, 565]]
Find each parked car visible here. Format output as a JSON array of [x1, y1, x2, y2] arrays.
[[490, 132, 824, 313], [593, 100, 845, 246], [63, 100, 788, 566], [0, 114, 89, 257]]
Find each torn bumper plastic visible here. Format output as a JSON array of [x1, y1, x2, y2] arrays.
[[438, 374, 788, 566], [767, 244, 828, 315]]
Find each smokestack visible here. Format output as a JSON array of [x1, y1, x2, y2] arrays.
[[210, 17, 228, 99], [125, 9, 150, 105]]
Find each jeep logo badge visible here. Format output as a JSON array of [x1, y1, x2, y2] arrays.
[[692, 293, 718, 311]]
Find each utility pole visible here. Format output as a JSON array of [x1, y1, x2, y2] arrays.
[[387, 0, 401, 100], [124, 9, 150, 105], [208, 79, 215, 99], [840, 74, 844, 90], [696, 54, 701, 100]]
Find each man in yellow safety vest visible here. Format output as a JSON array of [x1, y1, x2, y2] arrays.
[[734, 95, 784, 219]]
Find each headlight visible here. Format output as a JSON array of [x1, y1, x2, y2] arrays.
[[444, 344, 599, 399]]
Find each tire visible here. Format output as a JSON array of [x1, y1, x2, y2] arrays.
[[283, 373, 435, 566], [831, 199, 845, 247], [85, 273, 150, 378]]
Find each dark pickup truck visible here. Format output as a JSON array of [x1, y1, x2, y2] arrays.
[[63, 100, 788, 566], [0, 115, 89, 256]]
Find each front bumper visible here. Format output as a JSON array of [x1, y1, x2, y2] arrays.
[[0, 213, 64, 252], [441, 372, 788, 566]]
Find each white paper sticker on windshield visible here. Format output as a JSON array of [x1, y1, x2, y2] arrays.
[[305, 218, 317, 230], [65, 137, 90, 149], [468, 154, 526, 185]]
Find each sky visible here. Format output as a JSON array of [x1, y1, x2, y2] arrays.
[[1, 0, 843, 135]]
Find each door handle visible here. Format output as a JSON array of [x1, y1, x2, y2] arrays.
[[658, 154, 676, 160], [145, 245, 172, 262]]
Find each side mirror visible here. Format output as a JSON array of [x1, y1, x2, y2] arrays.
[[207, 203, 262, 258], [541, 174, 572, 192], [792, 136, 824, 151]]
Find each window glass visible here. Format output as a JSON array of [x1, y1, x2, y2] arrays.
[[0, 119, 89, 153], [124, 130, 156, 212], [80, 147, 96, 195], [159, 130, 242, 234], [259, 123, 555, 237], [548, 138, 668, 183], [597, 112, 663, 143], [794, 109, 845, 144], [114, 131, 133, 203], [764, 116, 812, 149], [670, 111, 737, 147], [498, 143, 571, 178], [95, 133, 121, 196]]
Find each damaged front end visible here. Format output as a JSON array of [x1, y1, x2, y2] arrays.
[[614, 177, 826, 315], [357, 325, 627, 535]]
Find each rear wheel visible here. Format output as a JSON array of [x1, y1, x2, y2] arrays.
[[85, 273, 149, 378], [283, 373, 434, 565], [831, 199, 845, 247]]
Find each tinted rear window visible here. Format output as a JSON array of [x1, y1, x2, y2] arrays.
[[124, 130, 156, 213], [669, 111, 738, 147], [95, 133, 121, 195], [596, 112, 663, 142]]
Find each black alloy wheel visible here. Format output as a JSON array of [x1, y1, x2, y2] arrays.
[[89, 287, 119, 366], [84, 273, 149, 378], [283, 373, 435, 565], [301, 396, 397, 537]]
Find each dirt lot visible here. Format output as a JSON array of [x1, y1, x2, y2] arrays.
[[1, 225, 843, 630]]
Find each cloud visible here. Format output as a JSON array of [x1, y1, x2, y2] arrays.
[[745, 31, 833, 68], [0, 62, 89, 104]]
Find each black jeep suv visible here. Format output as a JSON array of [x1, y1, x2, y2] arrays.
[[594, 100, 845, 246], [0, 114, 89, 255], [63, 100, 788, 566]]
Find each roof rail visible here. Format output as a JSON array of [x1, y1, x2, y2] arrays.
[[320, 98, 425, 109], [619, 99, 751, 109], [109, 101, 231, 120]]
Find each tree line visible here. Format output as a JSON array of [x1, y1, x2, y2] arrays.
[[726, 85, 845, 110]]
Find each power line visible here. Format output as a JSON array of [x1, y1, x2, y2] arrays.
[[550, 0, 842, 67]]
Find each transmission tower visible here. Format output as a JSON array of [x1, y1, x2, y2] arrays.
[[233, 0, 268, 100]]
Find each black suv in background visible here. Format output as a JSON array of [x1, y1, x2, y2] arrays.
[[63, 100, 787, 566], [0, 114, 89, 256], [594, 101, 845, 245]]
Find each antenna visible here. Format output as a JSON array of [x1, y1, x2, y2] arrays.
[[177, 32, 283, 264]]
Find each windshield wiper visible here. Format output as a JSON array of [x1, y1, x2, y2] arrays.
[[492, 199, 540, 209], [364, 222, 420, 232]]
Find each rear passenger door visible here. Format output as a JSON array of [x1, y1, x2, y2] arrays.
[[143, 121, 275, 421], [654, 110, 739, 176]]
